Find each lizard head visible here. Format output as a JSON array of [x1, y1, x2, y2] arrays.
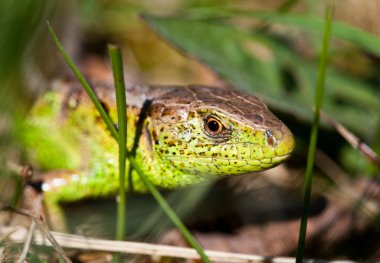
[[148, 86, 295, 180]]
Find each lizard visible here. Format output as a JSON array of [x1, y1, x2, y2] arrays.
[[19, 79, 295, 230]]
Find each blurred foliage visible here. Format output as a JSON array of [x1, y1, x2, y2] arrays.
[[0, 0, 76, 205], [0, 0, 46, 206]]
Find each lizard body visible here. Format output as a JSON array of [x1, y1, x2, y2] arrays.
[[20, 81, 294, 228]]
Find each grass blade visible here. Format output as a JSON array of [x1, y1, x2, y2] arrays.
[[128, 158, 211, 263], [47, 21, 119, 141], [108, 45, 127, 242], [295, 4, 334, 263]]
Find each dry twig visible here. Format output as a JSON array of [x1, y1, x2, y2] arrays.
[[5, 230, 366, 263]]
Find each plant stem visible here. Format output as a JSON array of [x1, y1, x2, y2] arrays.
[[129, 157, 211, 263], [47, 22, 119, 141], [109, 45, 127, 242], [295, 4, 334, 263]]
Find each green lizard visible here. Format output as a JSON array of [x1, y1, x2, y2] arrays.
[[20, 80, 295, 229]]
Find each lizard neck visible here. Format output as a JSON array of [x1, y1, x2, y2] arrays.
[[97, 83, 197, 191]]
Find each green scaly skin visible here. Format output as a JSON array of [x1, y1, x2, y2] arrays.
[[20, 81, 295, 230]]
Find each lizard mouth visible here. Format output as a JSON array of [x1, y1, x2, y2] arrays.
[[271, 153, 292, 165], [274, 126, 295, 158]]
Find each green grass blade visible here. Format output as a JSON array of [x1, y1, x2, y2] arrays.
[[47, 22, 119, 141], [48, 23, 211, 263], [295, 4, 334, 263], [128, 158, 211, 263], [108, 45, 127, 242]]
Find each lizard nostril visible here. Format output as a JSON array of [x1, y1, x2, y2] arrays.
[[265, 129, 277, 146]]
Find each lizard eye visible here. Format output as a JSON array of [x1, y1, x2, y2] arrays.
[[204, 116, 223, 135]]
